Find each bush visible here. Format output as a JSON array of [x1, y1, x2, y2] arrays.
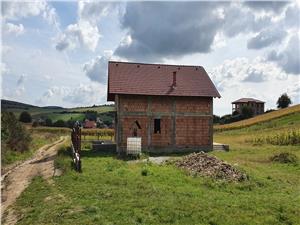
[[53, 119, 66, 127], [19, 111, 32, 123], [270, 152, 298, 164], [2, 112, 32, 152], [32, 121, 39, 127], [213, 115, 220, 124], [45, 118, 53, 127], [141, 167, 149, 176]]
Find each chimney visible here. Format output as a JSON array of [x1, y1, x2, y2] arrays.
[[172, 71, 177, 88]]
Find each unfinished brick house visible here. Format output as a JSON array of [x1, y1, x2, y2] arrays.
[[107, 61, 221, 153], [232, 98, 265, 116]]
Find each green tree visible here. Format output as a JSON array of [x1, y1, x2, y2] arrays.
[[241, 105, 254, 119], [277, 93, 292, 109], [45, 118, 53, 127], [19, 111, 32, 123], [53, 119, 66, 127], [2, 112, 32, 152]]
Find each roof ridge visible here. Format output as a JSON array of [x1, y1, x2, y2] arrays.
[[108, 60, 204, 68]]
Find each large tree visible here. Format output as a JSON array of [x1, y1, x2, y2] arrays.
[[19, 111, 32, 123], [240, 105, 254, 119], [277, 93, 292, 109]]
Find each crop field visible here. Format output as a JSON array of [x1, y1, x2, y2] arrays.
[[214, 104, 300, 131], [8, 110, 300, 225]]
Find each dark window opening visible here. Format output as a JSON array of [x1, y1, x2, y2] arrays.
[[154, 119, 161, 134], [135, 120, 141, 129], [133, 128, 138, 137]]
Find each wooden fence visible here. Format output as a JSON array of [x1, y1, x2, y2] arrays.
[[71, 123, 81, 172]]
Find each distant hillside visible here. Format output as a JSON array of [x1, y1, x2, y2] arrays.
[[1, 99, 38, 110], [1, 99, 115, 124], [214, 104, 300, 131]]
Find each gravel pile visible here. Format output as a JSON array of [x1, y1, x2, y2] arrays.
[[176, 152, 247, 181]]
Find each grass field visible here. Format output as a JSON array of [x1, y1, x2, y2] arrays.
[[9, 111, 300, 224], [214, 104, 300, 131]]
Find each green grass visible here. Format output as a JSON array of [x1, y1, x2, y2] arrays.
[[9, 112, 300, 225], [36, 113, 85, 122]]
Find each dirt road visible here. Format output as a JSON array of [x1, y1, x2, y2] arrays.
[[1, 136, 68, 224]]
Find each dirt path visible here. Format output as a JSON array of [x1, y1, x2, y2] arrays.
[[1, 136, 68, 224]]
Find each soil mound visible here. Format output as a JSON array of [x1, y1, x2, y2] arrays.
[[176, 152, 247, 181]]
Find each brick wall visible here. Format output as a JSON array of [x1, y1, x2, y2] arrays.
[[151, 116, 172, 147], [120, 116, 148, 149], [120, 95, 148, 112], [175, 117, 210, 146], [117, 94, 213, 151], [176, 97, 211, 114], [151, 96, 172, 113]]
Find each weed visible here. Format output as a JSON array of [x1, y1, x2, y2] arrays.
[[270, 152, 298, 164]]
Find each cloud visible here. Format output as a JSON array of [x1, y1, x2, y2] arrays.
[[210, 57, 287, 91], [287, 83, 300, 104], [36, 84, 106, 106], [83, 53, 111, 83], [267, 34, 300, 75], [3, 23, 25, 36], [247, 27, 286, 49], [115, 2, 294, 61], [1, 1, 47, 20], [284, 4, 300, 28], [243, 1, 289, 13], [54, 1, 114, 52], [115, 2, 226, 61], [1, 62, 10, 75], [1, 0, 59, 29]]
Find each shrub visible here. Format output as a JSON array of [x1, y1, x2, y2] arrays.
[[2, 112, 32, 152], [270, 152, 298, 164], [240, 105, 254, 119], [32, 121, 39, 127], [141, 167, 149, 176], [45, 118, 53, 127], [53, 119, 66, 127], [19, 111, 32, 123]]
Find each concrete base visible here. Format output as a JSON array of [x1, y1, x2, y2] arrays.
[[213, 142, 230, 151], [118, 145, 213, 154], [92, 141, 116, 152]]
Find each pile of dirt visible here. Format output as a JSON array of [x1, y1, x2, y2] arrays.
[[270, 152, 298, 164], [176, 152, 247, 182]]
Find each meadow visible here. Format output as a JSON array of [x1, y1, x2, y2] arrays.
[[9, 111, 300, 225]]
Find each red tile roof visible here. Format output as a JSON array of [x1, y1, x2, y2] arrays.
[[232, 98, 265, 104], [107, 61, 221, 101]]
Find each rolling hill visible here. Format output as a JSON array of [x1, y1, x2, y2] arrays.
[[1, 99, 115, 124], [214, 104, 300, 131]]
